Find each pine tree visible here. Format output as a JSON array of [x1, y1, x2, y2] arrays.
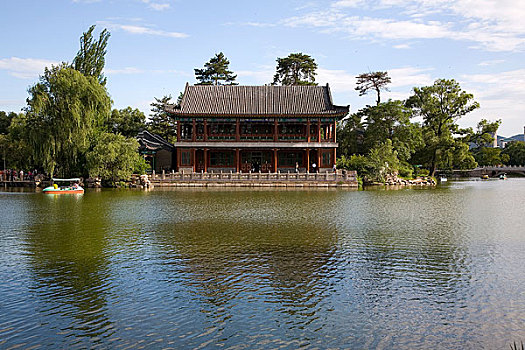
[[147, 95, 177, 143], [355, 71, 391, 106], [272, 53, 318, 86], [194, 52, 237, 85]]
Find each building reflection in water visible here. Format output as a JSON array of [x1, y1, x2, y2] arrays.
[[150, 190, 342, 347]]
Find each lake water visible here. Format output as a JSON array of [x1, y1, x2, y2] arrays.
[[1, 180, 524, 349]]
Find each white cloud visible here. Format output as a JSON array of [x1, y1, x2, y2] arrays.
[[478, 60, 505, 66], [119, 24, 187, 38], [237, 67, 274, 85], [332, 0, 365, 8], [149, 3, 170, 11], [388, 67, 434, 88], [0, 57, 59, 79], [280, 0, 525, 51], [393, 43, 411, 49], [316, 68, 356, 92], [459, 69, 525, 134], [98, 21, 188, 38], [140, 0, 171, 11]]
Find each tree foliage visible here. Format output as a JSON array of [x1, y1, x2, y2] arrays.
[[359, 100, 423, 163], [86, 132, 147, 184], [474, 147, 509, 166], [25, 64, 111, 177], [337, 140, 401, 182], [72, 25, 110, 85], [147, 95, 177, 143], [355, 71, 391, 105], [406, 79, 480, 176], [467, 119, 501, 148], [0, 111, 16, 135], [194, 52, 237, 85], [0, 113, 33, 170], [272, 53, 318, 86], [105, 107, 146, 137], [337, 114, 363, 157], [501, 141, 525, 166]]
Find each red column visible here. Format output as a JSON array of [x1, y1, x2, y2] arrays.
[[236, 149, 240, 173], [204, 119, 208, 141], [306, 148, 310, 172], [236, 119, 240, 141], [333, 148, 337, 168], [306, 119, 311, 142], [192, 119, 196, 142], [273, 149, 278, 172], [317, 149, 321, 171], [333, 120, 337, 142], [274, 119, 278, 141], [317, 119, 321, 142], [204, 148, 208, 173]]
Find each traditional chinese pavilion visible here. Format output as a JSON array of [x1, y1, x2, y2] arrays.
[[167, 84, 349, 173]]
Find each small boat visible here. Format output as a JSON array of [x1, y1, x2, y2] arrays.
[[481, 174, 490, 180], [43, 178, 84, 194], [439, 176, 448, 182], [499, 173, 507, 180]]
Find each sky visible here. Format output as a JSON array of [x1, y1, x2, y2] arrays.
[[1, 0, 524, 136]]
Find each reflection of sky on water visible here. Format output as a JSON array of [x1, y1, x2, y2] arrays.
[[0, 183, 524, 348]]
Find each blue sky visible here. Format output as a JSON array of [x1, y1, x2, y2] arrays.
[[1, 0, 524, 136]]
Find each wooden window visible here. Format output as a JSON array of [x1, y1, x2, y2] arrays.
[[181, 150, 191, 166], [210, 151, 234, 166], [278, 152, 303, 167], [321, 151, 332, 166]]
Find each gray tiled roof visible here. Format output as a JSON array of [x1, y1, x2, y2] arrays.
[[168, 84, 349, 117], [137, 130, 174, 151]]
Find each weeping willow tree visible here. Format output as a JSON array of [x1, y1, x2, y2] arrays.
[[72, 25, 110, 85], [25, 64, 111, 177]]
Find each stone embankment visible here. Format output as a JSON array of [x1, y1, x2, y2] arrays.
[[383, 176, 436, 186]]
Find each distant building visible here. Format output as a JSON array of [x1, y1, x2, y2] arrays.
[[166, 84, 349, 173], [137, 130, 175, 173]]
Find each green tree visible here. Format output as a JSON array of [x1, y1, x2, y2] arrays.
[[355, 71, 391, 106], [406, 79, 480, 176], [86, 132, 147, 184], [72, 25, 110, 85], [501, 141, 525, 165], [272, 53, 318, 86], [474, 147, 509, 166], [0, 113, 33, 170], [147, 95, 177, 143], [0, 111, 16, 135], [365, 139, 401, 182], [359, 100, 422, 163], [105, 107, 146, 137], [25, 64, 111, 177], [337, 113, 363, 157], [194, 52, 237, 85], [467, 119, 501, 148]]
